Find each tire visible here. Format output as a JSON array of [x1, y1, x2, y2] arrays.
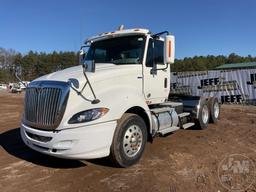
[[208, 97, 220, 123], [110, 113, 147, 167], [195, 99, 209, 129]]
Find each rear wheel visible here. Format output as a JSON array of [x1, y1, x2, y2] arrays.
[[110, 113, 147, 167], [208, 97, 220, 123], [195, 99, 209, 129]]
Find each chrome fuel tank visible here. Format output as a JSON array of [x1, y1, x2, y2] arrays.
[[151, 108, 179, 132]]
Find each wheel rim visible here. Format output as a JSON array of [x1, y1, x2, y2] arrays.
[[202, 105, 209, 124], [213, 102, 219, 119], [123, 125, 143, 158]]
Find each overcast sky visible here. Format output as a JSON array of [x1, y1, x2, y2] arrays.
[[0, 0, 256, 58]]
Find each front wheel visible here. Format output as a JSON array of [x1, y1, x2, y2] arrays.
[[110, 113, 147, 167]]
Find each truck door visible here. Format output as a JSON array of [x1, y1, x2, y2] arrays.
[[143, 38, 170, 104]]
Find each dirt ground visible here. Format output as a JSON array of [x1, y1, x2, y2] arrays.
[[1, 90, 256, 192]]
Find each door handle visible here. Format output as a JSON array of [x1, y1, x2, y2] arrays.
[[164, 78, 167, 88], [137, 76, 143, 79]]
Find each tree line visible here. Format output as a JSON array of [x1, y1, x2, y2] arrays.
[[0, 47, 256, 82], [0, 48, 79, 82], [172, 53, 256, 72]]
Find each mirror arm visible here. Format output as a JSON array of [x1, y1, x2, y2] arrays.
[[15, 71, 27, 88], [152, 31, 169, 38], [82, 63, 100, 104], [80, 44, 99, 104], [155, 63, 169, 71], [150, 63, 169, 74]]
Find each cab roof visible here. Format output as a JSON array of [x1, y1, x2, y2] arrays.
[[85, 28, 150, 44]]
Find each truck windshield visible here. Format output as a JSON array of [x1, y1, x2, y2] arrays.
[[85, 35, 145, 65]]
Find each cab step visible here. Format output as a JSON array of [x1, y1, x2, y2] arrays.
[[158, 126, 179, 135], [182, 122, 195, 129], [178, 112, 190, 118]]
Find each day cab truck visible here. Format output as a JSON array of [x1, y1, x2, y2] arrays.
[[20, 27, 220, 167]]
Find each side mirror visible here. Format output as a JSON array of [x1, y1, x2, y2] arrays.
[[79, 45, 96, 72], [79, 48, 86, 65], [164, 35, 175, 64]]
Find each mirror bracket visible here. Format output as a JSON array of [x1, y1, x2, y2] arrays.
[[150, 63, 169, 75], [15, 65, 27, 88]]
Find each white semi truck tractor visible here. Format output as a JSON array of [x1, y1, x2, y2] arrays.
[[20, 27, 220, 167]]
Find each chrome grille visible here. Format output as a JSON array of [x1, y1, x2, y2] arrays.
[[24, 81, 70, 130]]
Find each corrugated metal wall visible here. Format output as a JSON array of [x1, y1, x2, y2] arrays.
[[171, 69, 256, 105]]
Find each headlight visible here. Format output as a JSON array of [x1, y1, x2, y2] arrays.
[[68, 108, 109, 124]]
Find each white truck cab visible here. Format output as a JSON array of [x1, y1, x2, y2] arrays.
[[20, 27, 220, 167]]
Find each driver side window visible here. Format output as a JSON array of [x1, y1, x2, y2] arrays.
[[146, 39, 153, 67], [146, 39, 164, 67]]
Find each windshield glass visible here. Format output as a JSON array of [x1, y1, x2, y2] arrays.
[[85, 35, 146, 65]]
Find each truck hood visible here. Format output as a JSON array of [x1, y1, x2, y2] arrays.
[[34, 64, 141, 84], [27, 63, 145, 130]]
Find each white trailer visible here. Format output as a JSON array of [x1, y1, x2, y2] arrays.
[[20, 27, 220, 167]]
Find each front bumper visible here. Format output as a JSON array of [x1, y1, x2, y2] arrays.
[[20, 121, 117, 159]]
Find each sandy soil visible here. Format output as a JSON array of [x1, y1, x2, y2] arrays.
[[0, 90, 256, 192]]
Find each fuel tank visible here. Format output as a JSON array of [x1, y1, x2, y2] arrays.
[[151, 108, 179, 132]]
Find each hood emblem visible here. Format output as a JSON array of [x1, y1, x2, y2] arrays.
[[36, 83, 43, 93]]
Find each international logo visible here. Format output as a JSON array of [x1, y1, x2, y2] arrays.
[[36, 82, 44, 94]]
